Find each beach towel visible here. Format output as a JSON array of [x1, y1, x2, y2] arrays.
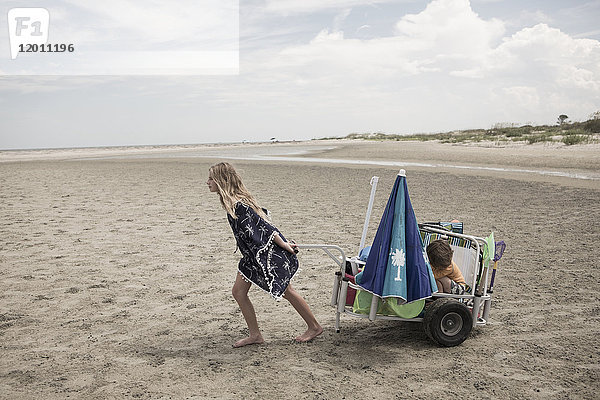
[[352, 290, 425, 318]]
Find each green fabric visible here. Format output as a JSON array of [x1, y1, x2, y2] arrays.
[[482, 232, 495, 269], [352, 290, 424, 318]]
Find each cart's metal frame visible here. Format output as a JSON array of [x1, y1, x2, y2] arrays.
[[296, 173, 497, 344], [298, 228, 493, 334]]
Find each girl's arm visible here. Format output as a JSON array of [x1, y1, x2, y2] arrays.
[[273, 233, 297, 254]]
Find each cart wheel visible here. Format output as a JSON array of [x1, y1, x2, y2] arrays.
[[424, 298, 473, 347]]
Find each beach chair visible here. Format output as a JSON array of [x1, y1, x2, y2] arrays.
[[298, 171, 504, 347]]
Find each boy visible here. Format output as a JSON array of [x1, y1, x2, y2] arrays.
[[426, 239, 469, 294]]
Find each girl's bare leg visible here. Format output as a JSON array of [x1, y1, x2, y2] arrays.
[[231, 273, 264, 348], [283, 284, 323, 342]]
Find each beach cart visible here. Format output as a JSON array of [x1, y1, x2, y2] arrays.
[[298, 170, 505, 347]]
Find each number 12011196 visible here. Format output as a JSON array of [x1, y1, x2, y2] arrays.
[[19, 43, 74, 53]]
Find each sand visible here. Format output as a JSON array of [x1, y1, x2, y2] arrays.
[[1, 140, 599, 399]]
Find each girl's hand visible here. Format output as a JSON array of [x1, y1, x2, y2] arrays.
[[274, 233, 299, 254], [290, 241, 299, 254]]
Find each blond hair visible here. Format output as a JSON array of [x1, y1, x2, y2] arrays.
[[209, 162, 267, 220]]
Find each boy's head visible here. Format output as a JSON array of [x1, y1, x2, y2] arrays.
[[426, 239, 453, 270]]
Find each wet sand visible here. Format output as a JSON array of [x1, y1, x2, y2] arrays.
[[1, 140, 599, 399]]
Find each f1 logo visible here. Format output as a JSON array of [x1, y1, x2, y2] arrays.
[[8, 8, 50, 59]]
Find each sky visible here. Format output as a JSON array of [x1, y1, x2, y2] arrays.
[[1, 0, 599, 149]]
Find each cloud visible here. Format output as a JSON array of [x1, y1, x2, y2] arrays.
[[58, 0, 238, 49], [263, 0, 399, 15], [0, 76, 126, 94], [506, 9, 553, 29], [270, 0, 506, 82], [394, 0, 505, 55], [270, 1, 599, 87], [333, 8, 352, 32], [573, 29, 600, 39], [502, 86, 540, 108], [253, 0, 600, 127], [475, 24, 600, 89]]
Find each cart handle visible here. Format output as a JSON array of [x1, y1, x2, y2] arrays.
[[296, 244, 347, 271]]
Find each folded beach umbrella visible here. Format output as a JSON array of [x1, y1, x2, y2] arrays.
[[355, 170, 438, 303]]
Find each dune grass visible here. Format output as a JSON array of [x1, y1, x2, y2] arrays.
[[319, 117, 600, 146]]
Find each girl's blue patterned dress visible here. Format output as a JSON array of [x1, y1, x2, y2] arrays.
[[227, 202, 298, 299]]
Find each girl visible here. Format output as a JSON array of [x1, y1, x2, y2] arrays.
[[207, 162, 322, 348]]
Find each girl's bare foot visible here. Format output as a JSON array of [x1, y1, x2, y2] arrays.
[[295, 325, 323, 343], [233, 335, 264, 348]]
